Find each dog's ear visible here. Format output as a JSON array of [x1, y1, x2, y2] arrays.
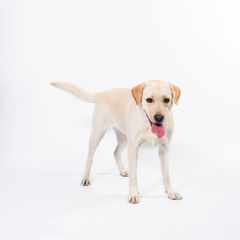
[[131, 83, 146, 105], [169, 83, 181, 105]]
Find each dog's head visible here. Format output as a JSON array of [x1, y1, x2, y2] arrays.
[[131, 80, 181, 138]]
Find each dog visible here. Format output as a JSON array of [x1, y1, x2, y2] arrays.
[[51, 80, 182, 203]]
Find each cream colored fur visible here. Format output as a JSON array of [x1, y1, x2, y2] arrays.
[[51, 80, 182, 203]]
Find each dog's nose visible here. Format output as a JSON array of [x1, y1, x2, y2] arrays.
[[154, 114, 164, 123]]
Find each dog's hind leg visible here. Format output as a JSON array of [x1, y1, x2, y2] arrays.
[[114, 129, 128, 177], [81, 109, 108, 186]]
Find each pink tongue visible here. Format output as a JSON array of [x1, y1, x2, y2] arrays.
[[151, 124, 166, 139]]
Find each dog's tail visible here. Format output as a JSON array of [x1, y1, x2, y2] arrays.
[[51, 82, 97, 103]]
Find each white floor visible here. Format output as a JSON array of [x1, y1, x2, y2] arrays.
[[1, 142, 239, 240]]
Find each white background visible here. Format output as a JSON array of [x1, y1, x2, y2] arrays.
[[1, 0, 240, 239]]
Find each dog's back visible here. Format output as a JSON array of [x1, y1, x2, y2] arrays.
[[51, 82, 132, 133]]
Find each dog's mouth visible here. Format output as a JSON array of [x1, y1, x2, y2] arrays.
[[150, 121, 166, 139], [144, 111, 166, 139]]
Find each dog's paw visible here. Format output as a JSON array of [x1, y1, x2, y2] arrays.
[[120, 171, 129, 177], [166, 191, 183, 200], [128, 194, 140, 204], [81, 179, 91, 186]]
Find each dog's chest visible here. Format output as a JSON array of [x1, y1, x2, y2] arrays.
[[137, 127, 169, 148]]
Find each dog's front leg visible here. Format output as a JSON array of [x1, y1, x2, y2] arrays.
[[128, 144, 140, 204], [159, 145, 183, 200]]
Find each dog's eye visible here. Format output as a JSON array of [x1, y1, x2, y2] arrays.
[[146, 98, 153, 103], [164, 98, 170, 103]]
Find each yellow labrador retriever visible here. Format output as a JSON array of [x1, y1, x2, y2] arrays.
[[51, 80, 182, 203]]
